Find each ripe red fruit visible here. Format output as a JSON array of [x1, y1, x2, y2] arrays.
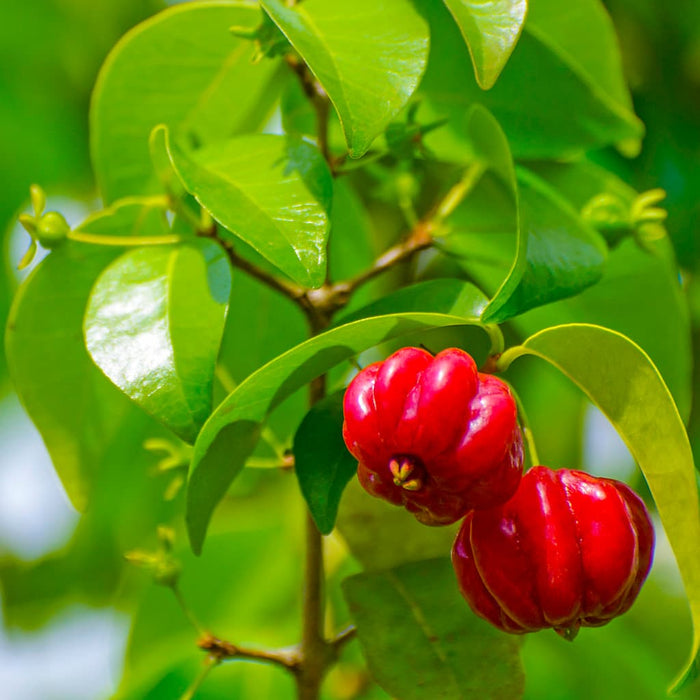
[[452, 466, 655, 638], [342, 347, 524, 525]]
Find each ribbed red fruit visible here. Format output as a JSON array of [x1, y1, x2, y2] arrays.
[[452, 466, 655, 638], [342, 347, 524, 525]]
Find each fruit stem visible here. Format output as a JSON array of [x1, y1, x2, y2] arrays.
[[508, 385, 540, 467]]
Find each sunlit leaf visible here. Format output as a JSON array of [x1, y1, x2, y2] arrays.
[[499, 324, 700, 693], [91, 2, 283, 201], [443, 0, 528, 89], [163, 127, 333, 288], [261, 0, 429, 157], [343, 558, 525, 699], [85, 239, 231, 444]]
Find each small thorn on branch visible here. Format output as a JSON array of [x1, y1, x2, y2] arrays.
[[331, 625, 357, 654]]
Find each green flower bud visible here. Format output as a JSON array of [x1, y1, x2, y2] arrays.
[[36, 211, 70, 249]]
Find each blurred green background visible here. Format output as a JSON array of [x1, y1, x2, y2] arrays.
[[1, 0, 700, 698]]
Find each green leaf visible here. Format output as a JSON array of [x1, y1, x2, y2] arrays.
[[482, 168, 608, 322], [343, 558, 525, 699], [293, 391, 357, 534], [163, 127, 333, 288], [419, 0, 642, 159], [75, 196, 171, 238], [187, 312, 488, 554], [442, 0, 528, 89], [5, 244, 133, 510], [85, 239, 231, 444], [337, 479, 459, 572], [91, 2, 283, 202], [261, 0, 429, 157], [499, 324, 700, 693], [440, 108, 607, 322]]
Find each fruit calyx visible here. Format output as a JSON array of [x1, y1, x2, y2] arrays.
[[389, 455, 425, 492]]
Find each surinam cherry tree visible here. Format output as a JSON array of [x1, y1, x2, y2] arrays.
[[7, 0, 700, 698]]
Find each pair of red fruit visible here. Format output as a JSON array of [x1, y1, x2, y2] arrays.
[[342, 346, 654, 638]]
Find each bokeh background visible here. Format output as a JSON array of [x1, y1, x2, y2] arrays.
[[1, 0, 700, 698]]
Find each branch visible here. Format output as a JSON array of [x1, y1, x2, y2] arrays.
[[337, 219, 434, 297], [198, 227, 307, 310]]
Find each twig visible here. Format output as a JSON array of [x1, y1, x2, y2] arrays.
[[337, 219, 434, 296], [198, 633, 299, 672], [214, 235, 306, 305], [172, 584, 206, 636]]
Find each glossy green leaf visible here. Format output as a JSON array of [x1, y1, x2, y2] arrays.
[[343, 558, 525, 699], [443, 0, 528, 89], [85, 239, 231, 444], [163, 127, 333, 288], [91, 2, 283, 202], [188, 312, 488, 554], [293, 391, 357, 535], [499, 324, 700, 693], [5, 245, 133, 510], [261, 0, 429, 157], [419, 0, 642, 159]]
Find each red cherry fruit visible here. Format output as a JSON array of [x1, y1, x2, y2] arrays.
[[342, 347, 523, 526], [452, 466, 655, 638]]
